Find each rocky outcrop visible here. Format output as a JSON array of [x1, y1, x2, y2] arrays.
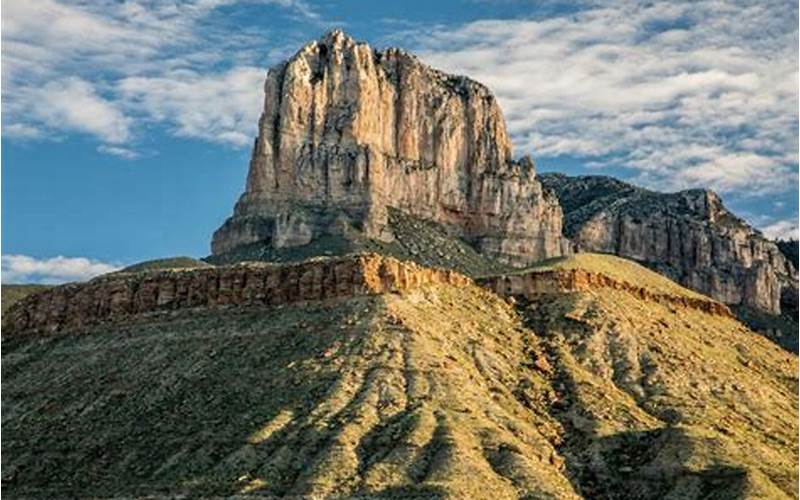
[[2, 254, 470, 335], [540, 173, 797, 315], [212, 30, 568, 266], [481, 269, 733, 318]]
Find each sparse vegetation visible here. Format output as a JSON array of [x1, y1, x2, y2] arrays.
[[119, 256, 213, 274], [733, 305, 799, 353], [2, 254, 796, 498], [1, 284, 51, 313], [517, 252, 706, 299], [206, 208, 511, 278]]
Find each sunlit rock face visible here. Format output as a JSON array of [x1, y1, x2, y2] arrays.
[[212, 30, 569, 265], [540, 173, 798, 315]]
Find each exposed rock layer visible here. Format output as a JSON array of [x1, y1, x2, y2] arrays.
[[481, 269, 733, 318], [3, 253, 796, 498], [2, 255, 470, 335], [212, 30, 568, 265], [5, 254, 734, 336], [540, 173, 798, 315]]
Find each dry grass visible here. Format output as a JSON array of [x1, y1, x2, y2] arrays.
[[1, 284, 51, 314], [2, 254, 796, 499]]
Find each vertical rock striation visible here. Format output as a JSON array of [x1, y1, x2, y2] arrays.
[[540, 173, 798, 315], [212, 30, 568, 266]]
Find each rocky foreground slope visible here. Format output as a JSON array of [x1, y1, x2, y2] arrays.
[[212, 30, 568, 266], [3, 254, 797, 499]]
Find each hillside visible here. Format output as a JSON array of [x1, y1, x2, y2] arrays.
[[539, 173, 799, 351], [3, 254, 796, 498], [1, 284, 51, 313], [207, 208, 512, 278], [119, 256, 213, 274]]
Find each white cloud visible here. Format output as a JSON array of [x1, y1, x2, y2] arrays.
[[119, 67, 265, 146], [14, 77, 132, 144], [1, 0, 318, 150], [2, 0, 796, 204], [1, 255, 121, 284], [3, 123, 45, 140], [97, 145, 139, 160], [399, 0, 798, 195], [761, 219, 800, 241]]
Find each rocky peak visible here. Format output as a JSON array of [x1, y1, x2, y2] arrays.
[[212, 31, 568, 266], [679, 188, 725, 221], [540, 173, 798, 320]]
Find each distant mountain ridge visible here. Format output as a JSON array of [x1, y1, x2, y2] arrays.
[[539, 173, 797, 324]]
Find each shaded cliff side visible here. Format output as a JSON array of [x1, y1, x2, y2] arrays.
[[212, 30, 568, 266]]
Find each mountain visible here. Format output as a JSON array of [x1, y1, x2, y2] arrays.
[[539, 173, 798, 350], [3, 31, 797, 499], [208, 30, 795, 345], [3, 253, 796, 498], [211, 30, 569, 267]]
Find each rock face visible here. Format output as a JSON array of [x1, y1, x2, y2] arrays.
[[481, 268, 733, 318], [2, 254, 470, 335], [212, 30, 568, 266], [540, 173, 798, 315]]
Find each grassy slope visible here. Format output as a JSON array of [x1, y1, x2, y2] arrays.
[[2, 255, 797, 499], [2, 283, 576, 499], [119, 257, 213, 274], [521, 286, 797, 498]]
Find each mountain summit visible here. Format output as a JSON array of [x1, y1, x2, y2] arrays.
[[209, 31, 796, 347], [211, 30, 569, 266]]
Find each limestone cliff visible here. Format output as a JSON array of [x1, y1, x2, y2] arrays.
[[212, 30, 568, 266], [2, 254, 470, 335], [540, 173, 798, 316]]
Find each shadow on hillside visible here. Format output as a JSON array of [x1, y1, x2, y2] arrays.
[[558, 427, 748, 500], [1, 300, 390, 498], [510, 295, 751, 500]]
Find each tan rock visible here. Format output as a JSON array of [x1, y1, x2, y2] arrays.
[[541, 173, 798, 315], [212, 30, 568, 266], [2, 254, 472, 335]]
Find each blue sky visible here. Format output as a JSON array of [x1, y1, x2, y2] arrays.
[[2, 0, 798, 283]]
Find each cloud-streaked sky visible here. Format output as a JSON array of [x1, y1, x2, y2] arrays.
[[2, 0, 798, 283]]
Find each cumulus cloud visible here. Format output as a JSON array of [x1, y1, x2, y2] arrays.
[[398, 0, 798, 195], [119, 67, 265, 146], [12, 77, 132, 144], [1, 255, 121, 284], [1, 0, 317, 150]]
